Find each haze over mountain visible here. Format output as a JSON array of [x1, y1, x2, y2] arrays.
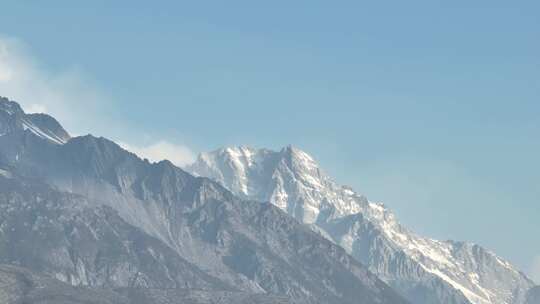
[[0, 96, 411, 303], [188, 146, 536, 304]]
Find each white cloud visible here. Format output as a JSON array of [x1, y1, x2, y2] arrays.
[[25, 103, 48, 113], [531, 255, 540, 284], [0, 34, 196, 168], [0, 35, 109, 135], [119, 141, 195, 167]]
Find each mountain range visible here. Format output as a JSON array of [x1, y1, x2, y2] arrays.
[[187, 146, 537, 304], [0, 96, 538, 304], [0, 96, 410, 303]]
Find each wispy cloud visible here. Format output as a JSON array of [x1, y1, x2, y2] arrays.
[[0, 35, 109, 135], [119, 141, 195, 167], [0, 35, 196, 167]]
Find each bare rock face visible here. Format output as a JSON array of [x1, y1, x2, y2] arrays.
[[0, 175, 230, 291], [0, 97, 410, 304], [525, 286, 540, 304], [0, 264, 292, 304], [188, 145, 535, 304], [0, 264, 128, 304]]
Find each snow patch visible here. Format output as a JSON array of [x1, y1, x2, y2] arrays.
[[21, 119, 66, 144], [424, 267, 492, 304], [0, 168, 12, 178]]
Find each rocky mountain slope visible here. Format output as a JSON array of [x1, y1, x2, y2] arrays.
[[188, 145, 535, 304], [0, 97, 410, 304], [525, 286, 540, 304], [0, 264, 292, 304]]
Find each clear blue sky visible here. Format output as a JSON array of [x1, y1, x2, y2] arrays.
[[0, 1, 539, 279]]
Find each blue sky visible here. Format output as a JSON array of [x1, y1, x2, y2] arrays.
[[0, 1, 539, 280]]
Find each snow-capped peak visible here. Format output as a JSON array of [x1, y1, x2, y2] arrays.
[[189, 145, 535, 304], [188, 145, 364, 223]]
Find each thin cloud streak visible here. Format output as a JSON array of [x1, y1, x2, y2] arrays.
[[0, 35, 109, 135], [0, 34, 196, 169], [119, 141, 196, 168]]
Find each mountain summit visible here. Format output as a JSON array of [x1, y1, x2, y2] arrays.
[[0, 96, 70, 144], [188, 145, 364, 223], [189, 145, 535, 304]]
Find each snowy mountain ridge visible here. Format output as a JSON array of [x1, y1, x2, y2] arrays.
[[188, 145, 535, 304]]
